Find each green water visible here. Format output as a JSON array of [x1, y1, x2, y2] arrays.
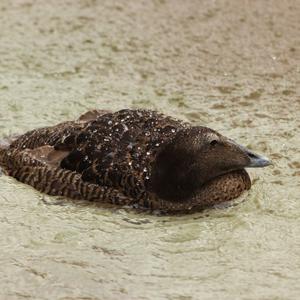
[[0, 1, 299, 299]]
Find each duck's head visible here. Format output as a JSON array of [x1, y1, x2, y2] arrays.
[[150, 126, 271, 201]]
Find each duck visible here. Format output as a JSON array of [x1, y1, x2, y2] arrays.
[[0, 109, 271, 213]]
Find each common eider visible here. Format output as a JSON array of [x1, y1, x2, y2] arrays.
[[0, 109, 271, 213]]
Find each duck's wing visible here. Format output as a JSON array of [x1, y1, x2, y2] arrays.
[[0, 109, 134, 205], [1, 145, 133, 205]]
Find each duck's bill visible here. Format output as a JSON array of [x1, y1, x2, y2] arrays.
[[246, 151, 272, 167], [229, 139, 272, 168]]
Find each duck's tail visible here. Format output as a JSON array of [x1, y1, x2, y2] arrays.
[[0, 138, 13, 173]]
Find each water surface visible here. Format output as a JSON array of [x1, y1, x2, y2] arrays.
[[0, 1, 299, 299]]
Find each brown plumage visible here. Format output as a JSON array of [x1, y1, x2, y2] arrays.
[[0, 109, 271, 213]]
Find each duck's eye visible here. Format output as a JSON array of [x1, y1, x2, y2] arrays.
[[210, 140, 218, 146]]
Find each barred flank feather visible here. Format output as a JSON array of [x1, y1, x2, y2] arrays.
[[3, 147, 133, 205]]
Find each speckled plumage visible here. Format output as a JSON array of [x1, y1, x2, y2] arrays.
[[0, 109, 251, 213]]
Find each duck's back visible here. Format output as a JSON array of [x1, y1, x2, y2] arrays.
[[34, 109, 187, 199]]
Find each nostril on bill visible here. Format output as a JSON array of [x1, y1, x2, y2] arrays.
[[247, 152, 258, 159]]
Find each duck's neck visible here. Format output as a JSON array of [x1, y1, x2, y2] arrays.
[[149, 147, 205, 202], [149, 170, 251, 213]]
